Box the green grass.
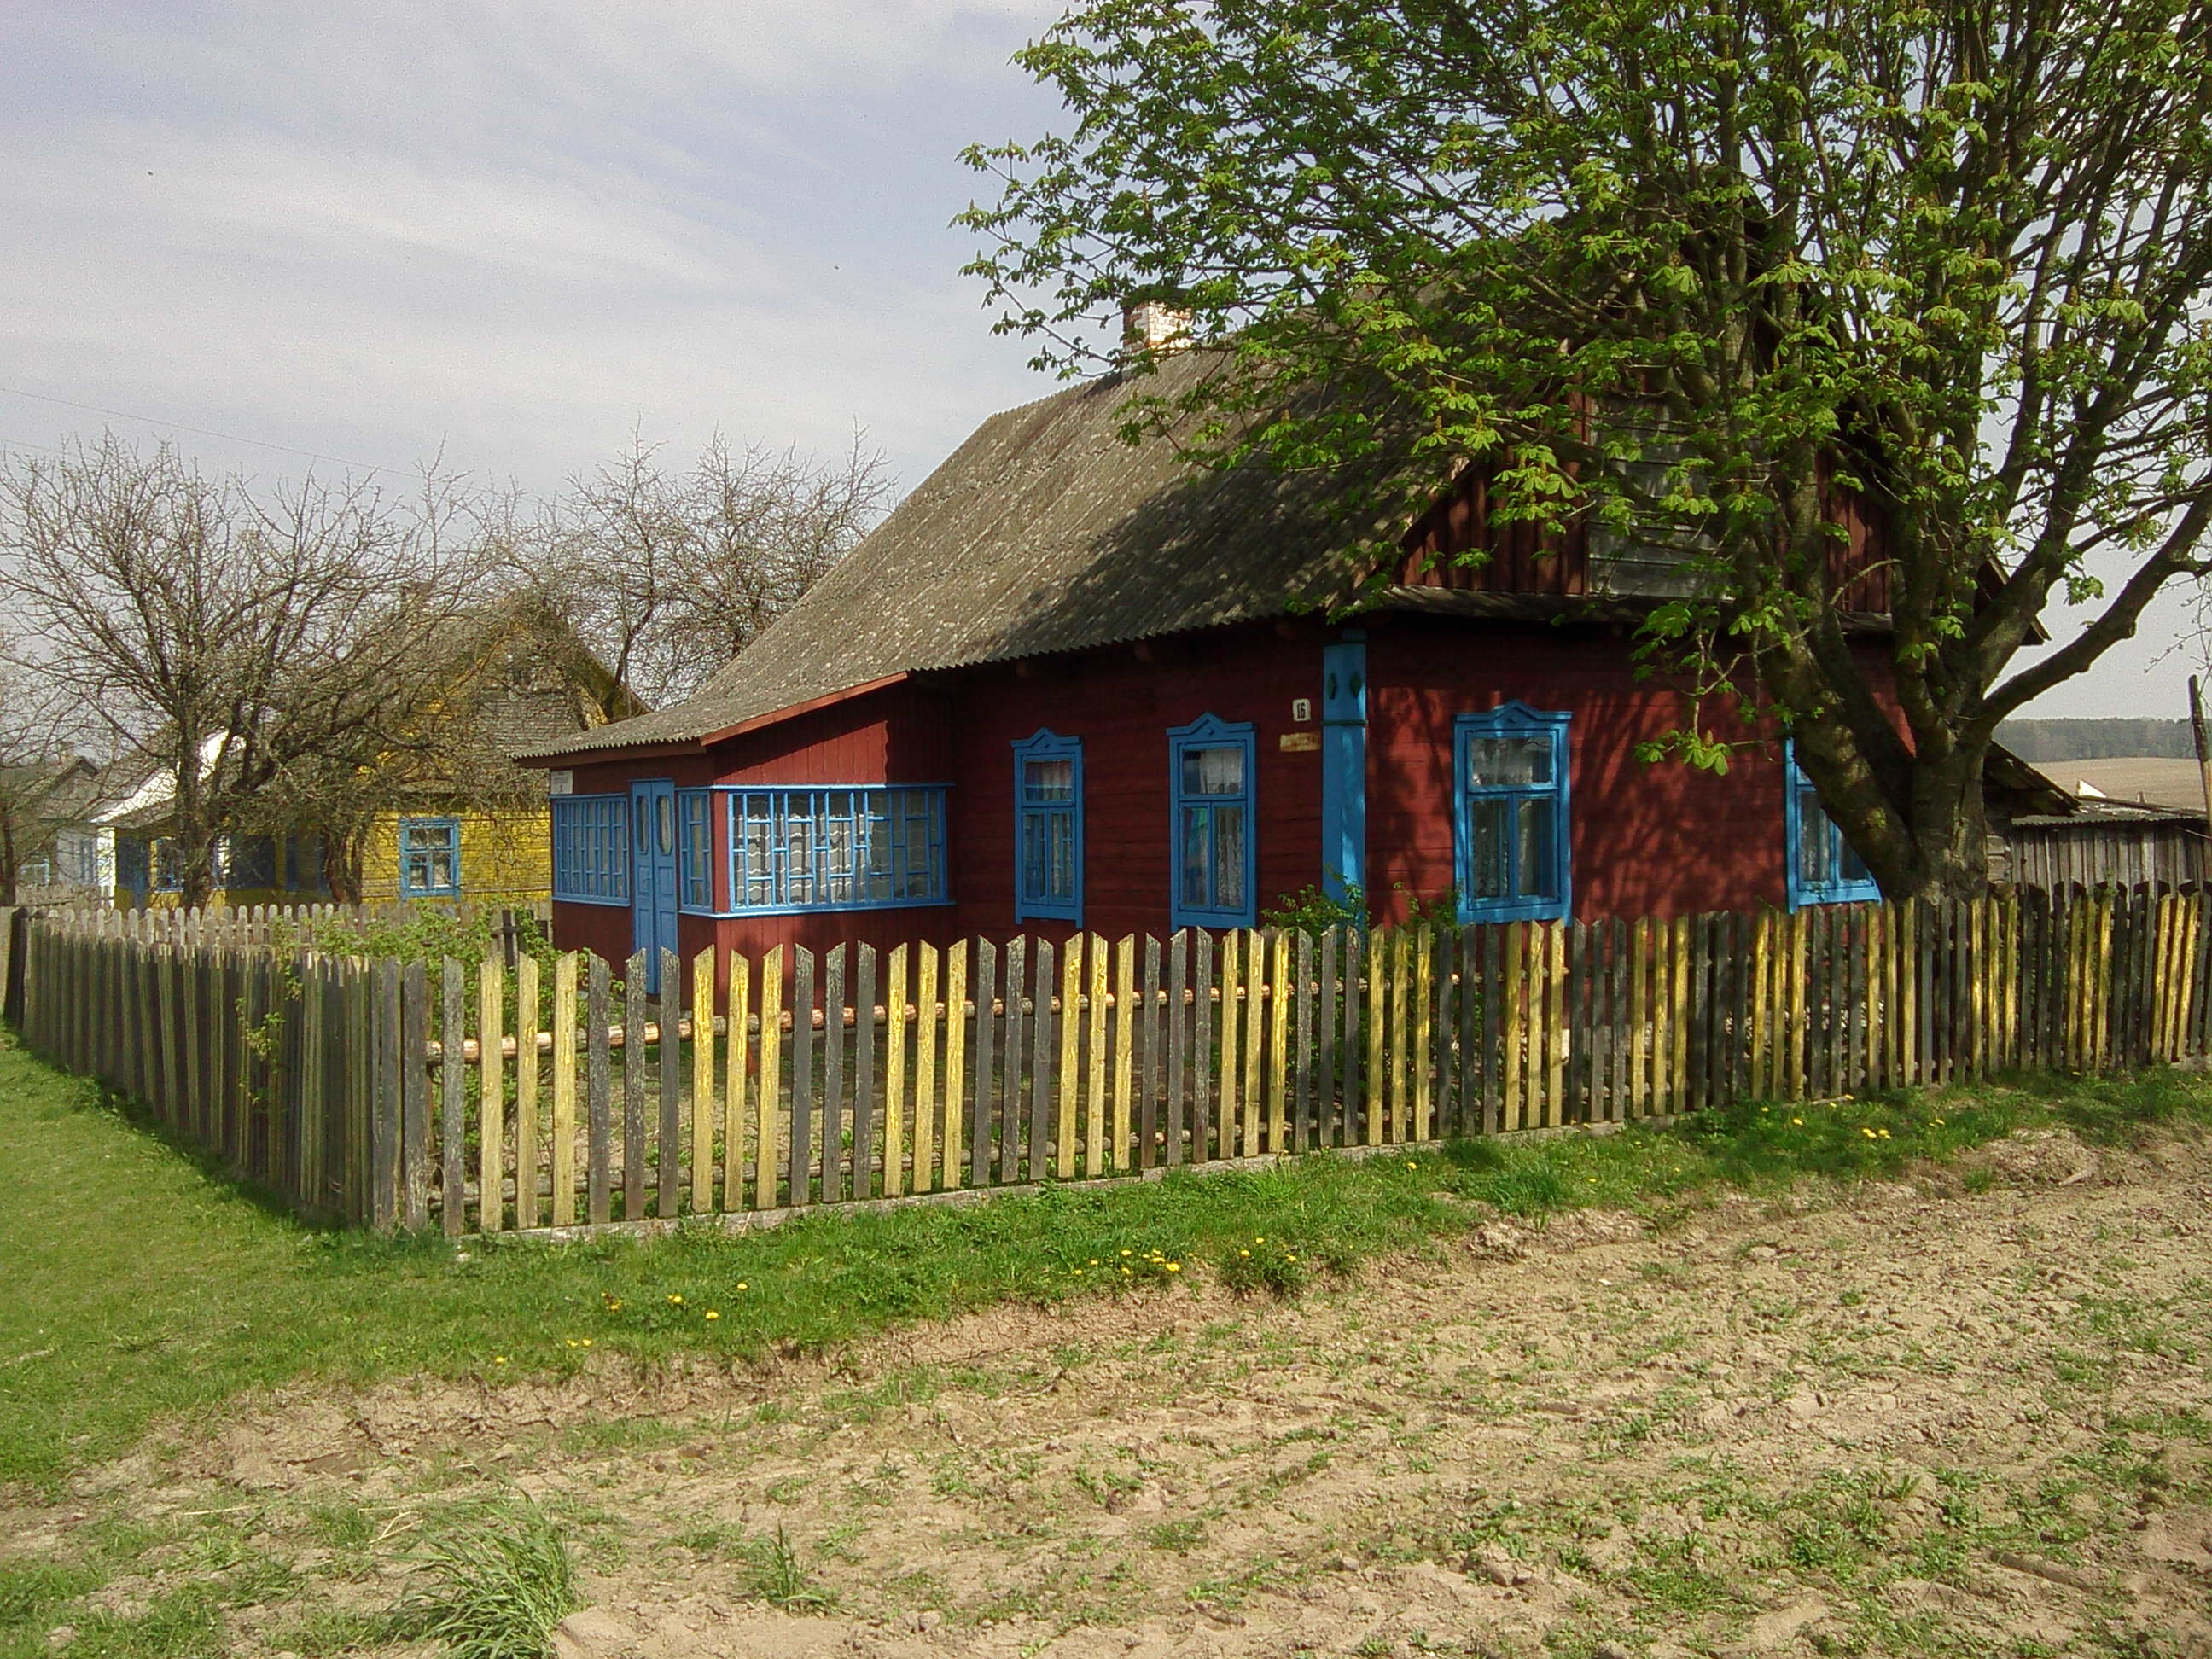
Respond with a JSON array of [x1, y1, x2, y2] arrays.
[[393, 1499, 578, 1659], [3, 1025, 2209, 1492]]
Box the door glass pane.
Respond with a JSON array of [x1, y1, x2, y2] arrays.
[[1516, 797, 1554, 897], [1024, 758, 1074, 802], [1214, 805, 1246, 909], [1182, 744, 1244, 796], [1465, 734, 1552, 789], [1838, 825, 1871, 884], [1181, 806, 1214, 908], [1466, 798, 1510, 898], [1796, 783, 1829, 887], [657, 794, 675, 856], [1046, 812, 1074, 899], [635, 796, 651, 850]]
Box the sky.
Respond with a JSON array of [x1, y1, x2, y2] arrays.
[[0, 1, 2199, 721]]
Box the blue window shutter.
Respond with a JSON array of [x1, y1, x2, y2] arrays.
[[1013, 729, 1083, 924], [1453, 702, 1573, 925], [1167, 713, 1258, 929]]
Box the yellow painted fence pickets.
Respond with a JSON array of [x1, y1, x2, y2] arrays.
[[15, 887, 2210, 1234]]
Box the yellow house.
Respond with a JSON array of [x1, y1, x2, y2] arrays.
[[109, 603, 643, 908]]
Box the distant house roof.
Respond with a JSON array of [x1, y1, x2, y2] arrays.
[[2030, 756, 2206, 816], [517, 350, 1431, 762]]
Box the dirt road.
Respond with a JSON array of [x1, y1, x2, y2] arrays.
[[15, 1125, 2212, 1657]]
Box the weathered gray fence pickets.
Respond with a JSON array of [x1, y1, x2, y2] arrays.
[[18, 885, 2211, 1234]]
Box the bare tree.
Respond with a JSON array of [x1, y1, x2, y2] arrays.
[[0, 657, 96, 904], [504, 430, 893, 707], [0, 435, 487, 906]]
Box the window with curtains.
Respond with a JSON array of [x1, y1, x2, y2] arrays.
[[397, 818, 462, 898], [1454, 702, 1572, 923], [550, 794, 630, 903], [727, 787, 947, 912], [1168, 713, 1256, 928], [1784, 741, 1882, 907], [1013, 729, 1082, 923]]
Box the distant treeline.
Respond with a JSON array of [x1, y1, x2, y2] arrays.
[[1995, 719, 2197, 761]]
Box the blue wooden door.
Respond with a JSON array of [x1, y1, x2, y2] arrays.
[[630, 779, 679, 993], [1320, 637, 1367, 905]]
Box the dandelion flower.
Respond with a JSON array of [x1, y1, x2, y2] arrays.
[[493, 1356, 507, 1365], [1239, 1249, 1251, 1258], [736, 1282, 748, 1291], [580, 1338, 593, 1348], [1073, 1269, 1085, 1277], [1121, 1249, 1132, 1256], [1166, 1262, 1181, 1272], [1931, 1117, 1944, 1126], [1089, 1258, 1099, 1266], [1791, 1117, 1803, 1126], [705, 1310, 719, 1321]]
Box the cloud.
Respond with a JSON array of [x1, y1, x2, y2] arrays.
[[0, 0, 1069, 492]]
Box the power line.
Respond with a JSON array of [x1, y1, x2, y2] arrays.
[[0, 383, 400, 475]]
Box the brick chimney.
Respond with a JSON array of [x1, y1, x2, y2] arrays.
[[1121, 300, 1193, 357]]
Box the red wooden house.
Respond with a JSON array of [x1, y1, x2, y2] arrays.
[[515, 351, 1908, 989]]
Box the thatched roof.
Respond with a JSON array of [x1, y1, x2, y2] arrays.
[[517, 351, 1423, 761]]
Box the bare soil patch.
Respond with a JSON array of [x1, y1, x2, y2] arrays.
[[12, 1127, 2212, 1658]]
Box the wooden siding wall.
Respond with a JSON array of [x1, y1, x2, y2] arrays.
[[1368, 619, 1798, 920], [28, 887, 2212, 1237], [1398, 460, 1893, 611], [2001, 822, 2211, 893]]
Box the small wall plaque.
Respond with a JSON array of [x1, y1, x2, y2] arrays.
[[1278, 731, 1320, 753]]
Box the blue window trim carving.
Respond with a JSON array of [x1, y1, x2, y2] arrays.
[[1012, 728, 1083, 925], [1783, 739, 1882, 909], [1168, 713, 1258, 929], [721, 784, 952, 917], [398, 816, 463, 899], [550, 794, 630, 905], [1453, 701, 1573, 925]]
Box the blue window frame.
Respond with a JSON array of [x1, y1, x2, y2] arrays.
[[550, 794, 630, 904], [726, 786, 949, 914], [678, 789, 714, 911], [1784, 742, 1881, 908], [1168, 714, 1257, 928], [283, 832, 327, 894], [224, 835, 277, 890], [152, 837, 183, 894], [398, 817, 462, 899], [1013, 729, 1082, 923], [116, 835, 148, 895], [1454, 702, 1572, 923]]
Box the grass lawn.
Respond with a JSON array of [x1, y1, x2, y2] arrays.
[[3, 1021, 2209, 1494]]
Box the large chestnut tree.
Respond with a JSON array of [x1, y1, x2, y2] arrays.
[[962, 0, 2212, 899]]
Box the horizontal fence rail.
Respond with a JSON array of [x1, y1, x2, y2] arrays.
[[18, 887, 2210, 1232]]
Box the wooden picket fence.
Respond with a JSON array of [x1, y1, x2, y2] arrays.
[[19, 884, 2212, 1233]]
